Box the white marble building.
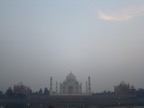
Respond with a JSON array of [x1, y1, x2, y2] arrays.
[[50, 72, 91, 95], [60, 72, 82, 94]]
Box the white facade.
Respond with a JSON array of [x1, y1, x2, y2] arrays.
[[60, 72, 82, 94], [50, 72, 92, 95]]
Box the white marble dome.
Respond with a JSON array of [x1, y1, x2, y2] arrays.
[[66, 72, 76, 81]]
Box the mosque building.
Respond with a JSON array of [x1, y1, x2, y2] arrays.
[[50, 72, 91, 95]]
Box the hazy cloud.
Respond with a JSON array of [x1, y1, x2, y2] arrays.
[[98, 5, 144, 21]]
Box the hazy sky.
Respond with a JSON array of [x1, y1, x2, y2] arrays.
[[0, 0, 144, 93]]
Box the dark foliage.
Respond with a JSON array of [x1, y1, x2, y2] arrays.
[[5, 87, 15, 97], [136, 88, 144, 97], [44, 87, 49, 95], [39, 88, 43, 94]]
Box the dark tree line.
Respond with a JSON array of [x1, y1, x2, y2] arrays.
[[0, 86, 50, 99], [38, 87, 49, 95], [31, 87, 50, 96], [1, 86, 144, 98], [137, 88, 144, 97], [5, 87, 15, 97]]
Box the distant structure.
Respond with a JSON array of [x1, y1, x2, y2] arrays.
[[14, 82, 32, 95], [60, 72, 82, 94], [86, 81, 88, 93], [88, 76, 91, 94], [56, 82, 58, 94], [50, 71, 91, 95], [50, 77, 53, 95], [114, 81, 136, 95]]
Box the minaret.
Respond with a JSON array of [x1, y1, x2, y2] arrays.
[[60, 83, 62, 94], [86, 81, 88, 93], [50, 77, 53, 94], [56, 82, 58, 94], [79, 82, 82, 93], [88, 76, 91, 94]]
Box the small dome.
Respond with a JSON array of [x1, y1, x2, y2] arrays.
[[120, 81, 127, 86], [66, 72, 76, 81]]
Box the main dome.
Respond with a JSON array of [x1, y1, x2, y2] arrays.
[[66, 72, 76, 81]]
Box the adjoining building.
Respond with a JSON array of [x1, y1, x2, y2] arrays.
[[14, 82, 32, 95], [114, 81, 136, 95], [50, 72, 92, 95]]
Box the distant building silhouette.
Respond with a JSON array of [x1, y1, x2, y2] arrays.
[[114, 81, 136, 95], [14, 82, 32, 95]]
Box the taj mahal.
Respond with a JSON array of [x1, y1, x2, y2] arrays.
[[49, 72, 92, 95]]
